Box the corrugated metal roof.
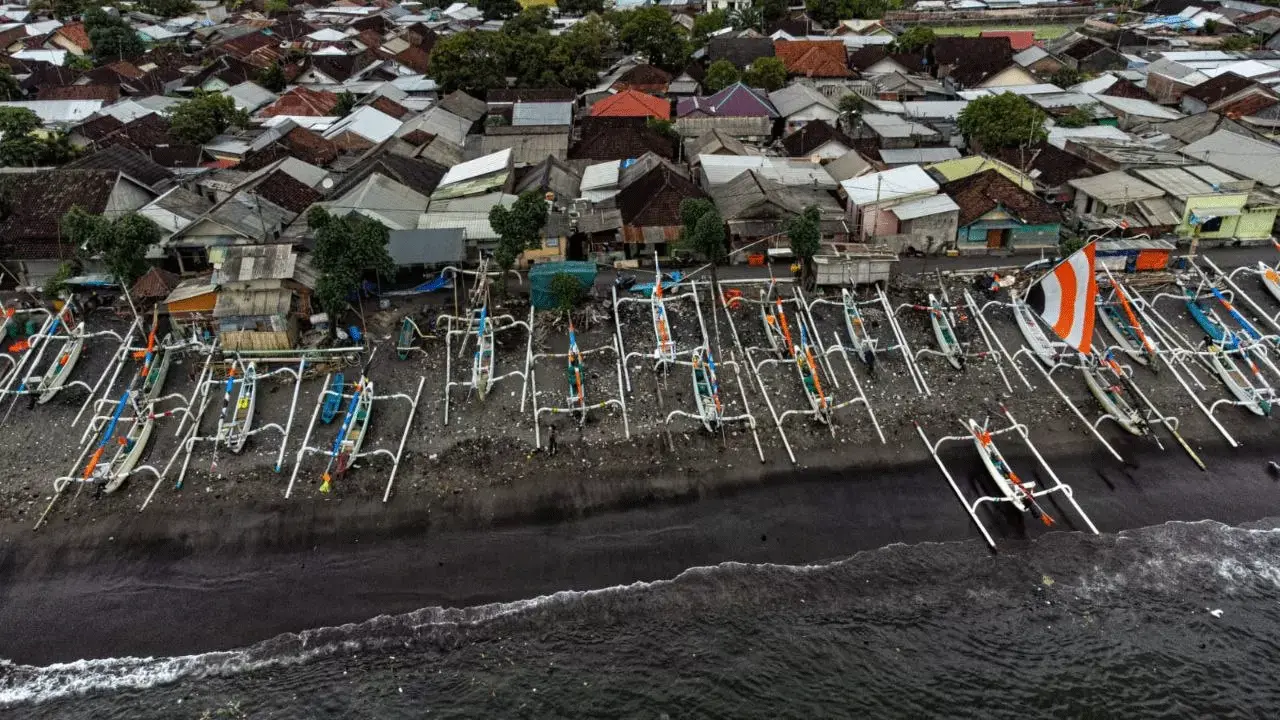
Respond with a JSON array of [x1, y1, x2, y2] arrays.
[[1181, 129, 1280, 186], [0, 99, 102, 125], [323, 106, 402, 143], [387, 228, 466, 266], [417, 211, 500, 240], [768, 84, 836, 118], [439, 148, 512, 187], [513, 101, 573, 127], [1090, 94, 1183, 120], [841, 165, 939, 206], [697, 155, 834, 187], [879, 148, 961, 165], [861, 113, 938, 139], [891, 193, 960, 220], [580, 161, 620, 192], [1068, 170, 1164, 203]]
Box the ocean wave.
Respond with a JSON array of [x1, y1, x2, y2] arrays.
[[4, 518, 1280, 708]]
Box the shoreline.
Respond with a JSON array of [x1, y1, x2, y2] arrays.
[[4, 424, 1280, 666]]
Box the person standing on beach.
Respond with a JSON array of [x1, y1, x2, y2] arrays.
[[547, 425, 557, 456]]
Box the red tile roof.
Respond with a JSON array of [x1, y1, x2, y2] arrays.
[[369, 95, 410, 119], [105, 60, 146, 80], [37, 84, 120, 101], [980, 30, 1036, 51], [392, 45, 431, 74], [773, 40, 851, 78], [54, 22, 91, 51], [254, 169, 321, 214], [220, 31, 277, 59], [261, 86, 340, 117], [590, 89, 671, 120]]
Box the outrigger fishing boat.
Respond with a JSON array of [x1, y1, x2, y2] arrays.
[[1206, 340, 1272, 417], [336, 378, 373, 473], [100, 394, 156, 493], [1097, 302, 1151, 368], [1013, 295, 1062, 368], [840, 289, 874, 366], [968, 419, 1052, 524], [222, 361, 257, 454], [397, 316, 417, 360], [321, 373, 345, 424], [35, 310, 84, 405], [928, 293, 963, 370], [761, 293, 794, 358], [1259, 261, 1280, 305], [650, 258, 676, 363], [1081, 354, 1147, 436], [566, 320, 586, 420], [691, 346, 723, 432], [138, 334, 174, 403], [794, 325, 831, 424], [472, 308, 494, 399], [1185, 291, 1236, 348]]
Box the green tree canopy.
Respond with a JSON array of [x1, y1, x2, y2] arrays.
[[85, 9, 145, 64], [730, 5, 764, 31], [703, 59, 740, 93], [556, 0, 604, 15], [490, 190, 549, 282], [0, 66, 21, 101], [478, 0, 520, 20], [744, 56, 787, 91], [334, 91, 357, 117], [62, 208, 162, 286], [892, 26, 934, 53], [0, 107, 77, 167], [257, 61, 286, 92], [757, 0, 789, 22], [1056, 105, 1095, 128], [549, 272, 585, 311], [503, 6, 554, 35], [307, 207, 395, 317], [956, 92, 1047, 150], [805, 0, 902, 27], [137, 0, 195, 17], [265, 0, 290, 12], [429, 31, 508, 96], [692, 9, 729, 41], [611, 6, 690, 71], [786, 206, 822, 288], [1050, 67, 1082, 88], [431, 15, 615, 95], [168, 91, 250, 145], [678, 198, 726, 284]]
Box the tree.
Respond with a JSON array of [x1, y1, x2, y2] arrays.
[[611, 6, 690, 71], [956, 92, 1047, 150], [334, 91, 357, 117], [1056, 105, 1094, 129], [758, 0, 789, 23], [786, 206, 822, 288], [805, 0, 902, 27], [678, 198, 726, 288], [307, 207, 395, 318], [730, 5, 764, 31], [1220, 35, 1256, 51], [168, 91, 249, 144], [257, 61, 286, 92], [489, 190, 549, 288], [85, 9, 145, 64], [548, 15, 613, 89], [646, 117, 679, 143], [264, 0, 290, 11], [892, 26, 934, 53], [478, 0, 520, 20], [0, 66, 20, 101], [744, 56, 787, 91], [556, 0, 605, 15], [429, 31, 508, 96], [549, 273, 584, 311], [62, 208, 162, 286], [504, 6, 554, 35], [138, 0, 195, 17], [0, 107, 77, 167], [703, 59, 740, 92], [1050, 67, 1082, 88], [692, 9, 728, 41]]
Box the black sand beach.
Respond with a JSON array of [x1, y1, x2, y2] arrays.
[[3, 247, 1280, 668]]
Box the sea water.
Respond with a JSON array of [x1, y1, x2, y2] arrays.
[[5, 519, 1280, 718]]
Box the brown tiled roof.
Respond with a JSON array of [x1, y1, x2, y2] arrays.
[[309, 53, 375, 82], [148, 145, 206, 168], [254, 169, 321, 214], [71, 114, 125, 142], [269, 14, 317, 41], [284, 126, 341, 166], [369, 95, 410, 119], [68, 144, 173, 189], [932, 37, 1013, 88], [708, 37, 775, 69], [993, 141, 1090, 189], [616, 162, 707, 227], [105, 60, 146, 80], [20, 64, 80, 92], [941, 169, 1062, 227], [438, 90, 487, 121], [613, 64, 672, 92], [781, 120, 854, 156], [130, 266, 180, 300], [0, 25, 26, 51], [487, 88, 575, 104], [236, 143, 292, 173], [1060, 38, 1108, 62], [37, 84, 120, 101], [848, 46, 920, 72], [390, 46, 429, 75], [570, 118, 676, 161], [104, 113, 176, 150], [261, 86, 340, 117], [355, 29, 382, 50], [1184, 72, 1254, 104], [54, 22, 91, 51], [351, 14, 391, 33], [219, 31, 277, 59], [1102, 78, 1154, 102], [0, 170, 121, 259], [773, 40, 851, 78], [1218, 91, 1279, 119]]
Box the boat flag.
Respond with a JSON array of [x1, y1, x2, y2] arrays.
[[1026, 241, 1098, 354]]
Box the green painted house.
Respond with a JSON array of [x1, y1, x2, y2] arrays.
[[941, 169, 1062, 251], [1133, 166, 1280, 241]]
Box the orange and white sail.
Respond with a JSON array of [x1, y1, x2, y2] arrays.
[[1026, 241, 1098, 354]]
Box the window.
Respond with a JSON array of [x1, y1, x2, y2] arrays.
[[1201, 216, 1223, 233]]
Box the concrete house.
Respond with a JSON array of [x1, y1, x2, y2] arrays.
[[942, 169, 1062, 252]]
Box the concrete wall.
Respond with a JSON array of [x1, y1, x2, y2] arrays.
[[958, 220, 1058, 248], [898, 210, 959, 248], [1237, 207, 1278, 240], [1178, 193, 1249, 240]]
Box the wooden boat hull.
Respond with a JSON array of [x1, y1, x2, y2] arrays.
[[228, 363, 257, 454], [473, 333, 494, 399], [140, 339, 174, 404], [103, 415, 155, 494], [1185, 296, 1231, 346], [1208, 346, 1270, 417], [841, 291, 872, 364], [397, 317, 415, 360], [692, 350, 720, 433], [338, 381, 373, 469], [1013, 299, 1058, 368], [1082, 363, 1144, 435], [1259, 262, 1280, 305], [1097, 303, 1148, 366], [968, 420, 1025, 511], [36, 335, 84, 405], [928, 293, 963, 370]]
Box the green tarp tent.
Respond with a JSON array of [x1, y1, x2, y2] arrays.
[[529, 261, 597, 310]]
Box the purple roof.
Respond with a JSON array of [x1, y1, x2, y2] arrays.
[[676, 82, 779, 119]]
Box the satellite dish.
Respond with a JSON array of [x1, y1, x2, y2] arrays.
[[322, 177, 334, 189]]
